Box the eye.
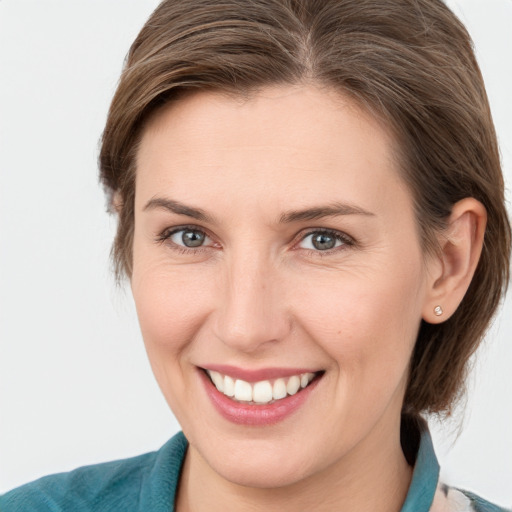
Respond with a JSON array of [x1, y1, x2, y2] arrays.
[[165, 227, 213, 248], [298, 230, 351, 251]]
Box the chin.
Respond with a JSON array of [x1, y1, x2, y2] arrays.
[[194, 433, 323, 490], [215, 456, 312, 489]]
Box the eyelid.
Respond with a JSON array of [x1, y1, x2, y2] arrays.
[[155, 224, 356, 255], [156, 224, 217, 249], [294, 228, 355, 252]]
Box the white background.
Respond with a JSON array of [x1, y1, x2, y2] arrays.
[[0, 0, 511, 507]]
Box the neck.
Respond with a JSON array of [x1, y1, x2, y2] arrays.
[[176, 415, 413, 512]]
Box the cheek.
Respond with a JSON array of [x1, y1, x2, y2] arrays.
[[130, 263, 219, 420], [131, 255, 216, 361], [292, 264, 424, 378]]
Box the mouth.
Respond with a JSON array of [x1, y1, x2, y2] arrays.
[[198, 365, 324, 425], [204, 368, 321, 405]]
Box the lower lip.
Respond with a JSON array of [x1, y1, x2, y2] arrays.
[[199, 369, 321, 426]]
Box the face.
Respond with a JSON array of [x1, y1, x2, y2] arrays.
[[131, 85, 433, 488]]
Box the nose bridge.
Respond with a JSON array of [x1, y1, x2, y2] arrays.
[[214, 248, 289, 352]]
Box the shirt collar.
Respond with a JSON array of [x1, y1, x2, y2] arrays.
[[153, 423, 440, 512], [400, 421, 440, 512]]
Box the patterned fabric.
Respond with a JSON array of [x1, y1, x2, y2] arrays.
[[431, 483, 511, 512], [431, 483, 475, 512]]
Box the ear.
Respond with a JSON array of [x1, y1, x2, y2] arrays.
[[111, 191, 124, 214], [422, 198, 487, 324]]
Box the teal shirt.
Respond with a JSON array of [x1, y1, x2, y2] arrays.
[[0, 428, 508, 511]]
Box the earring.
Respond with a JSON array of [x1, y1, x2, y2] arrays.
[[434, 305, 443, 316]]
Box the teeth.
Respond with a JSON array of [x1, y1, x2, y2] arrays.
[[253, 381, 273, 403], [301, 373, 314, 388], [234, 379, 253, 401], [272, 378, 287, 400], [286, 375, 301, 396], [209, 371, 224, 392], [224, 375, 235, 397], [207, 370, 317, 405]]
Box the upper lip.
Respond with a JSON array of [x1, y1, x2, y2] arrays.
[[200, 364, 320, 382]]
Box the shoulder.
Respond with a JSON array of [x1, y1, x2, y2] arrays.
[[460, 488, 511, 512], [0, 452, 155, 512], [402, 418, 509, 512], [432, 483, 511, 512], [0, 432, 188, 512]]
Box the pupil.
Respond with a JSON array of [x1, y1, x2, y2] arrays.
[[312, 233, 335, 250], [182, 230, 205, 247]]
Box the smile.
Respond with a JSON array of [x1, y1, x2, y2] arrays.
[[205, 369, 317, 405], [199, 365, 324, 425]]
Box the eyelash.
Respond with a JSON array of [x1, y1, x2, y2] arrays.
[[156, 225, 215, 255], [156, 225, 355, 256], [297, 229, 355, 256]]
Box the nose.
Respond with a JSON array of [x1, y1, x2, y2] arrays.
[[212, 252, 291, 353]]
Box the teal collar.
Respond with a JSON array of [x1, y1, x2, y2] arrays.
[[155, 426, 439, 512], [400, 423, 440, 512]]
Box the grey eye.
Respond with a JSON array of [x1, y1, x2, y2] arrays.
[[299, 231, 344, 251], [312, 233, 336, 250], [170, 229, 208, 248]]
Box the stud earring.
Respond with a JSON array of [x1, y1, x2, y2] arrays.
[[434, 305, 443, 316]]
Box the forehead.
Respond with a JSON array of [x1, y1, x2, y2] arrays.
[[135, 85, 407, 215]]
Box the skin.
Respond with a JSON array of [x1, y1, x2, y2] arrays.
[[130, 85, 486, 512]]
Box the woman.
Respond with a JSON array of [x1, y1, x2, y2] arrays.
[[1, 0, 510, 510]]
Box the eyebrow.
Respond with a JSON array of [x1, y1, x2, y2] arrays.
[[143, 197, 215, 223], [279, 202, 375, 223], [143, 197, 374, 224]]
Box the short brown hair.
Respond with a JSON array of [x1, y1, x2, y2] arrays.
[[99, 0, 511, 417]]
